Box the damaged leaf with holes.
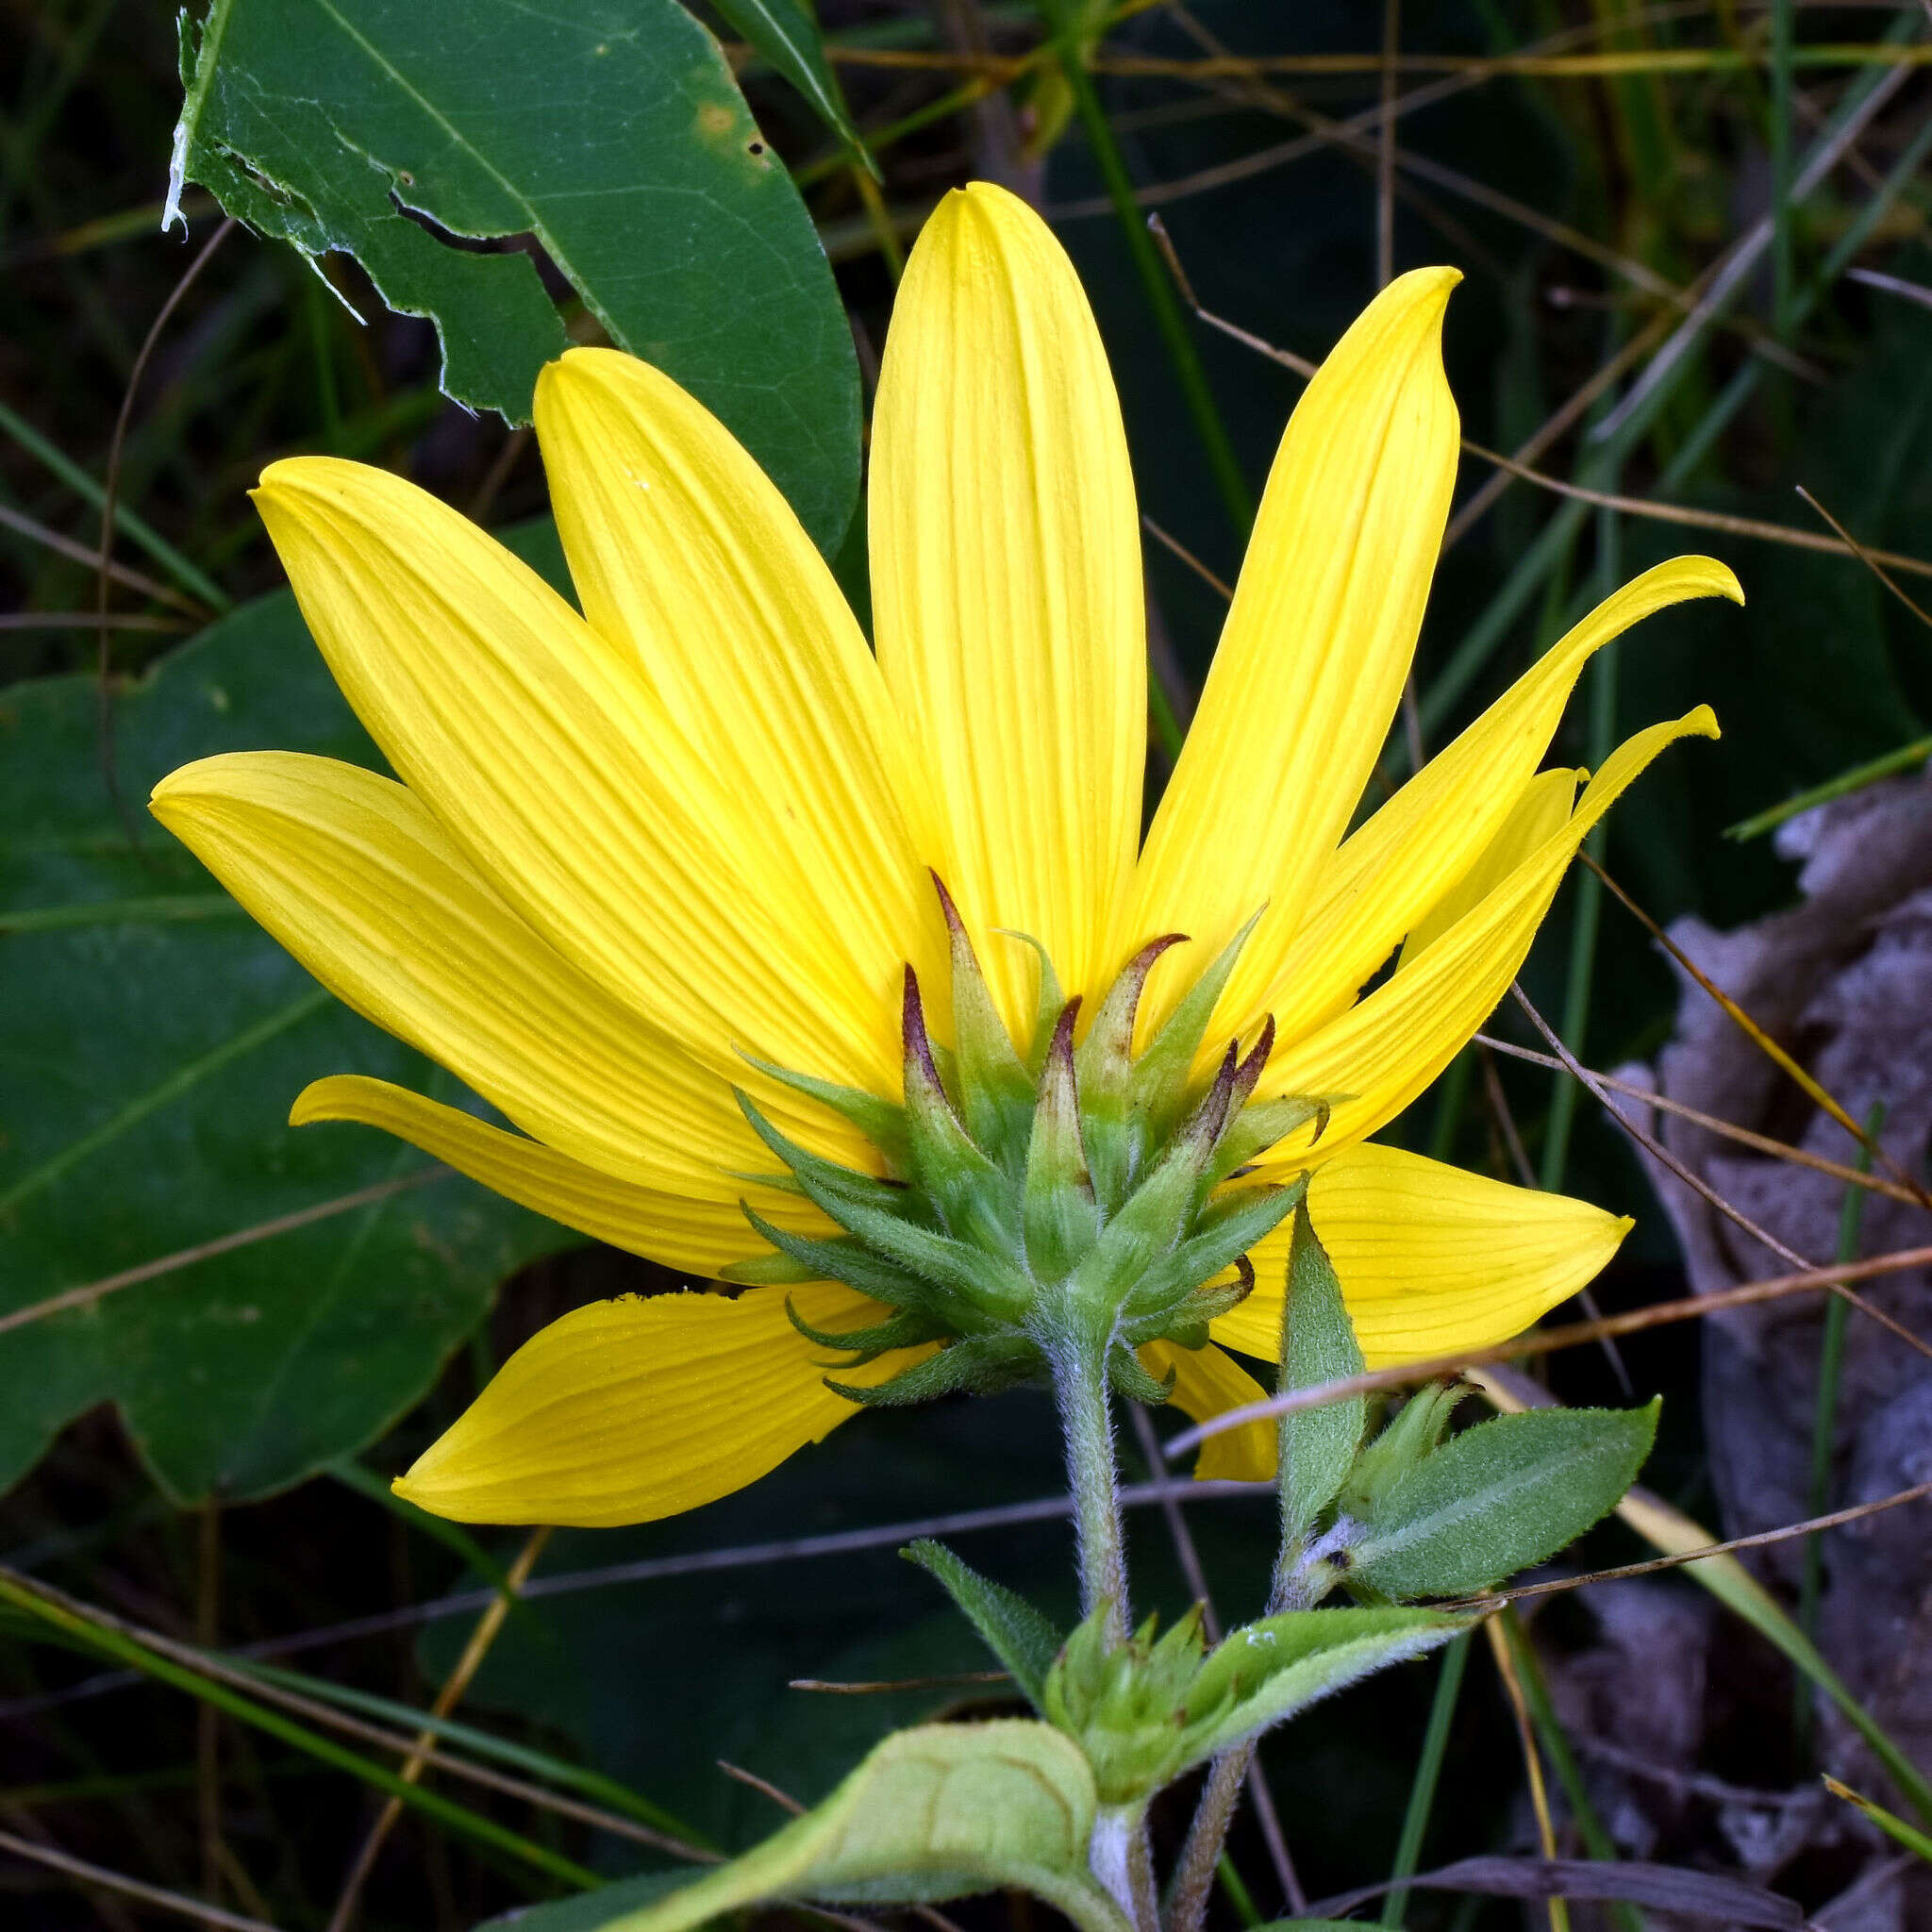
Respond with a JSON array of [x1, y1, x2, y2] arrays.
[[172, 0, 861, 552]]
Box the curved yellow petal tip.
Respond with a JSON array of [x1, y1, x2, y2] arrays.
[[1685, 701, 1723, 741]]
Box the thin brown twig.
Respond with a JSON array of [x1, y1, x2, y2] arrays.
[[1484, 1616, 1567, 1932], [0, 503, 205, 614], [787, 1673, 1010, 1694], [1141, 510, 1233, 599], [1508, 981, 1932, 1362], [1795, 483, 1932, 627], [1147, 225, 1907, 575], [325, 1527, 554, 1932], [718, 1763, 969, 1932], [95, 215, 237, 856], [1464, 1479, 1932, 1610], [1576, 853, 1931, 1204], [1162, 1241, 1932, 1455], [1474, 1032, 1931, 1208], [0, 1171, 446, 1341], [197, 1505, 225, 1908], [0, 1561, 715, 1864], [0, 1826, 283, 1932]]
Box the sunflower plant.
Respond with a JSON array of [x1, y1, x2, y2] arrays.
[[153, 184, 1737, 1931]]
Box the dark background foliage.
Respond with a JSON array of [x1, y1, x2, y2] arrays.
[[3, 2, 1930, 1927]]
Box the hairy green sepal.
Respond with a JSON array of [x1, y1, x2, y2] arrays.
[[1041, 1597, 1470, 1806], [725, 878, 1336, 1406]]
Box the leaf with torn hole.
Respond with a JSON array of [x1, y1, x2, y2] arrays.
[[712, 0, 872, 167], [171, 0, 859, 554]]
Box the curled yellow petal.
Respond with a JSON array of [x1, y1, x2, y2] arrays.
[[1262, 554, 1741, 1041], [872, 182, 1143, 1025], [294, 1075, 815, 1277], [1252, 706, 1721, 1158], [394, 1283, 924, 1527], [1212, 1145, 1630, 1370], [151, 750, 863, 1197], [1141, 1340, 1277, 1482], [1124, 267, 1461, 1037]]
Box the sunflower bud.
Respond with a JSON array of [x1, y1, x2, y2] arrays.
[[724, 878, 1336, 1405]]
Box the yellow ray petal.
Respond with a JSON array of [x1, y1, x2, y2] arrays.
[[1398, 767, 1578, 969], [1141, 1340, 1277, 1482], [1212, 1146, 1630, 1369], [293, 1075, 827, 1277], [1123, 268, 1461, 1036], [1250, 707, 1720, 1158], [394, 1282, 924, 1527], [1260, 556, 1742, 1043], [871, 182, 1143, 1024], [152, 751, 869, 1199], [251, 457, 904, 1095], [534, 347, 941, 997]]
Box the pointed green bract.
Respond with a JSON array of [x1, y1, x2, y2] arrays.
[[903, 1539, 1066, 1709], [737, 880, 1316, 1412], [1278, 1213, 1369, 1544]]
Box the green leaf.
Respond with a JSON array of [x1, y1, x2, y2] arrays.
[[172, 0, 859, 553], [1348, 1402, 1660, 1602], [585, 1721, 1129, 1932], [0, 529, 576, 1504], [1183, 1606, 1470, 1766], [903, 1540, 1064, 1710], [710, 0, 871, 166], [476, 1873, 693, 1932], [1277, 1213, 1366, 1541]]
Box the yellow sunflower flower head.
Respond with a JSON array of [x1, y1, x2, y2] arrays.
[[149, 182, 1740, 1531]]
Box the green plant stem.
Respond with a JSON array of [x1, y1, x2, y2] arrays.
[[1048, 1327, 1129, 1643], [0, 1567, 596, 1894], [1796, 1101, 1886, 1758], [1041, 0, 1253, 539], [1379, 1628, 1469, 1928], [1216, 1848, 1261, 1926], [1168, 1746, 1250, 1932], [1727, 737, 1932, 841]]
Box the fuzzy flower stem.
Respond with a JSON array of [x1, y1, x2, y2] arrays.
[[1046, 1322, 1129, 1647]]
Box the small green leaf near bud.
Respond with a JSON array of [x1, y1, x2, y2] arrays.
[[1346, 1400, 1661, 1602], [1278, 1214, 1367, 1543], [903, 1539, 1065, 1710]]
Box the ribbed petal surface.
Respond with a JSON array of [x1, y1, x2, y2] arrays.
[[1212, 1147, 1630, 1370], [294, 1076, 824, 1276], [871, 182, 1143, 1025], [152, 752, 865, 1201], [1141, 1340, 1277, 1481], [394, 1284, 925, 1527], [1259, 556, 1741, 1044], [536, 346, 943, 1012], [1248, 707, 1720, 1158], [251, 458, 902, 1095], [1123, 268, 1460, 1038]]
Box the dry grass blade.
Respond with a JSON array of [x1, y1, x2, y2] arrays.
[[1847, 264, 1932, 310], [1508, 981, 1932, 1362], [0, 1170, 447, 1340], [1, 610, 189, 631], [1160, 1242, 1932, 1455], [1575, 853, 1928, 1202], [1483, 1617, 1567, 1932], [1474, 1033, 1930, 1208], [0, 1825, 284, 1932], [786, 1673, 1011, 1694], [324, 1526, 553, 1932]]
